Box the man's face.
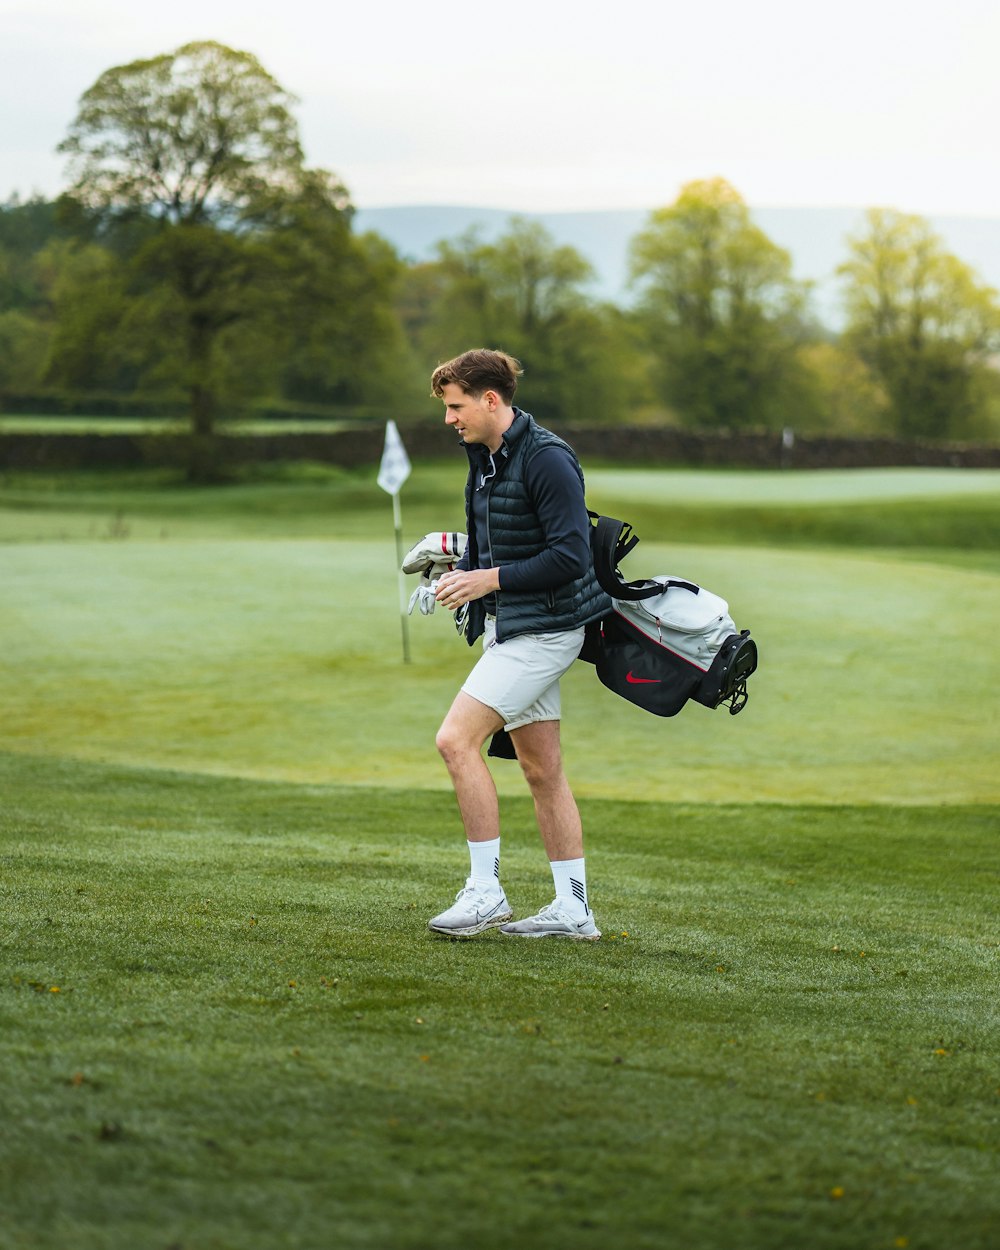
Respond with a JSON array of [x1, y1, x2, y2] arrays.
[[440, 382, 500, 449]]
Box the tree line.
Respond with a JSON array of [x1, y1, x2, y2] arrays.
[[2, 40, 999, 450]]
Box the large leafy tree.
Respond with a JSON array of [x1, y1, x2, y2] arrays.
[[629, 178, 813, 429], [55, 41, 396, 460], [838, 208, 1000, 438]]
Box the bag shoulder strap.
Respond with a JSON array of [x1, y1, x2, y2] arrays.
[[589, 511, 700, 602]]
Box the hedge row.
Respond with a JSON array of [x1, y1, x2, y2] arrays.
[[2, 426, 999, 471]]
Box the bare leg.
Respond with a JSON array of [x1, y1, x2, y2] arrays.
[[509, 720, 584, 861], [435, 692, 505, 842], [499, 717, 600, 937]]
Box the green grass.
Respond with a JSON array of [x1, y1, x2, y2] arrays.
[[1, 464, 998, 1248], [586, 466, 1000, 504], [584, 468, 1000, 557], [2, 528, 998, 804], [3, 461, 999, 554], [2, 752, 997, 1250]]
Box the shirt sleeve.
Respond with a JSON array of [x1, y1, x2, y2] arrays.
[[497, 446, 593, 592]]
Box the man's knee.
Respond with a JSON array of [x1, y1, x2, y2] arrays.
[[435, 718, 488, 769], [513, 726, 563, 791], [436, 693, 504, 768], [435, 723, 464, 768], [520, 756, 564, 794]]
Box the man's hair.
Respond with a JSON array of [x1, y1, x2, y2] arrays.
[[430, 349, 523, 404]]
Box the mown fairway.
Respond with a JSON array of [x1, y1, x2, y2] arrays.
[[1, 462, 998, 1250]]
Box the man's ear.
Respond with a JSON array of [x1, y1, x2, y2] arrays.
[[483, 389, 498, 410]]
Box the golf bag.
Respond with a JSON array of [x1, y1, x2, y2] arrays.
[[587, 513, 758, 717]]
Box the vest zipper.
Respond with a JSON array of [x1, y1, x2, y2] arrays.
[[484, 474, 501, 642]]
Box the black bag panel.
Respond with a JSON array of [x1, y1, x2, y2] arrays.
[[577, 618, 603, 666], [594, 616, 704, 717], [487, 728, 518, 759], [695, 630, 758, 714]]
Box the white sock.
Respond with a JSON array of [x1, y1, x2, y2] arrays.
[[468, 838, 501, 892], [550, 857, 589, 918]]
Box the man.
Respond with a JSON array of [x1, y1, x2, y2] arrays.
[[427, 348, 611, 941]]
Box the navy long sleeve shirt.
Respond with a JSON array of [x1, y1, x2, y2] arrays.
[[462, 443, 592, 592]]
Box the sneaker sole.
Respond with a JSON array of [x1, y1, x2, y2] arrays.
[[427, 910, 513, 938], [501, 927, 601, 942]]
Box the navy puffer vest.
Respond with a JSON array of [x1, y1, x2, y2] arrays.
[[462, 411, 611, 644]]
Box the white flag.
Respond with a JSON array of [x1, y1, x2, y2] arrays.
[[377, 420, 411, 495]]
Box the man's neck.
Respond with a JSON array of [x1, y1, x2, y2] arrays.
[[486, 406, 517, 453]]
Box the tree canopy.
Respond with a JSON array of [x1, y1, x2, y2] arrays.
[[57, 41, 305, 226], [629, 178, 814, 429], [400, 217, 640, 424], [839, 208, 1000, 437]]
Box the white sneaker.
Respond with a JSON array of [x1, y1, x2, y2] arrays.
[[500, 900, 601, 941], [427, 880, 513, 937]]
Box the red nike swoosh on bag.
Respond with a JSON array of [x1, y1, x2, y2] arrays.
[[625, 671, 661, 684]]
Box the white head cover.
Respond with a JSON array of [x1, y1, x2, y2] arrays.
[[401, 531, 469, 616], [401, 531, 467, 580]]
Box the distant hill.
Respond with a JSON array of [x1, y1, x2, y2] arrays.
[[354, 204, 1000, 329]]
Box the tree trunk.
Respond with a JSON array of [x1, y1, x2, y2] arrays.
[[185, 320, 222, 481], [189, 381, 215, 438]]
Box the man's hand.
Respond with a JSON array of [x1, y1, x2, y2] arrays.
[[435, 568, 500, 612]]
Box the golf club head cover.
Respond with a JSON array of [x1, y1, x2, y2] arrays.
[[401, 531, 467, 578]]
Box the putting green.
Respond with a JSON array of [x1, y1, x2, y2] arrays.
[[586, 466, 1000, 505], [2, 535, 997, 804]]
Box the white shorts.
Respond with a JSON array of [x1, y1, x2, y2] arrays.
[[461, 618, 585, 732]]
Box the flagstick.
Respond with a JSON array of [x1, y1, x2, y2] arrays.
[[377, 419, 412, 665], [392, 490, 412, 664]]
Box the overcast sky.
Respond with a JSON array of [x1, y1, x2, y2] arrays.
[[3, 0, 999, 217]]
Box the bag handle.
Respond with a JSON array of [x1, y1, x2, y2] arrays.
[[588, 511, 700, 602]]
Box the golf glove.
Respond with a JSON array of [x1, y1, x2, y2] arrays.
[[408, 578, 440, 616]]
